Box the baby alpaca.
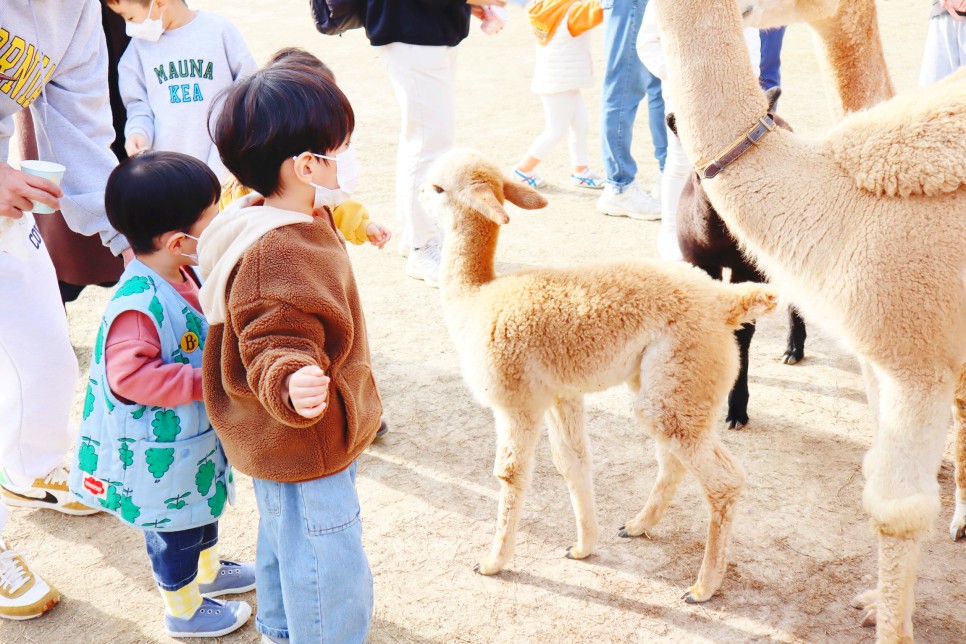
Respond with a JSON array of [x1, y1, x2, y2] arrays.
[[423, 149, 778, 602]]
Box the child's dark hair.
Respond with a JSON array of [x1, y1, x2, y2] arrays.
[[212, 64, 354, 197], [105, 151, 220, 254], [267, 47, 336, 83]]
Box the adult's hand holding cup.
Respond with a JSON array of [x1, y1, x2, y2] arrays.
[[19, 160, 65, 215]]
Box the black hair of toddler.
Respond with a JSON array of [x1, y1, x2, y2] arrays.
[[105, 151, 220, 255], [211, 64, 354, 197]]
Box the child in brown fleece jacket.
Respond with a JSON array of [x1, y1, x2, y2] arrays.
[[197, 64, 382, 643]]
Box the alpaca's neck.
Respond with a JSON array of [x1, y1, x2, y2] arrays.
[[655, 0, 768, 166], [811, 0, 895, 118], [441, 218, 500, 290]]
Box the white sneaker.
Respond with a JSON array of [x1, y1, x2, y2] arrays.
[[596, 181, 661, 221], [405, 242, 441, 288], [0, 466, 99, 516], [0, 541, 60, 620]]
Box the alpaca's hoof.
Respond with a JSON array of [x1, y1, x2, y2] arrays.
[[851, 587, 878, 627], [565, 544, 593, 560], [473, 561, 502, 576], [861, 607, 877, 628], [726, 419, 747, 431], [617, 525, 650, 539], [682, 583, 711, 604], [949, 501, 966, 540], [782, 351, 804, 365]]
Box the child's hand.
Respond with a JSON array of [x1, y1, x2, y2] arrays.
[[285, 365, 330, 419], [366, 222, 392, 249], [125, 133, 149, 157]]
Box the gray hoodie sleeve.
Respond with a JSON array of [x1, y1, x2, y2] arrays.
[[224, 21, 257, 81], [31, 0, 127, 254], [119, 46, 155, 147]]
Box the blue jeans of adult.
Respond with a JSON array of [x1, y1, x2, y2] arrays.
[[253, 461, 373, 643], [601, 0, 666, 192], [759, 27, 786, 91]]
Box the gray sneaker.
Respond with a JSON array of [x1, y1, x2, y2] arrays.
[[198, 560, 255, 598], [596, 181, 661, 220], [164, 597, 251, 638]]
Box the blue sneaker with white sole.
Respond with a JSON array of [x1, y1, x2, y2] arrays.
[[164, 597, 251, 638], [198, 560, 256, 598]]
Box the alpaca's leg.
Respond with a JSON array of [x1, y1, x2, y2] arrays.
[[783, 307, 807, 364], [950, 367, 966, 540], [545, 396, 598, 560], [476, 408, 543, 576], [860, 375, 952, 641], [673, 434, 746, 603], [619, 439, 686, 538], [726, 322, 755, 430]]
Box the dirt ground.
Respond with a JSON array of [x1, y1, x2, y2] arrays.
[[4, 1, 964, 642]]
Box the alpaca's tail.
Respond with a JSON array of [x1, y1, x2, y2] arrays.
[[722, 283, 779, 327]]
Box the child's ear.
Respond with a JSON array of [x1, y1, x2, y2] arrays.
[[161, 231, 186, 255], [291, 153, 316, 186]]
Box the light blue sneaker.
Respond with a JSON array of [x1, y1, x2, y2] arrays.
[[164, 597, 251, 638], [198, 560, 256, 598]]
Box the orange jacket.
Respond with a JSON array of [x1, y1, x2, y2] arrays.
[[527, 0, 603, 46]]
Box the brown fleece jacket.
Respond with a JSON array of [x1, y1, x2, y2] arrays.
[[202, 211, 382, 482]]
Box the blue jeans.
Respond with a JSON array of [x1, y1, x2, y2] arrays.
[[143, 522, 218, 591], [759, 27, 786, 91], [601, 0, 666, 190], [253, 461, 373, 643]]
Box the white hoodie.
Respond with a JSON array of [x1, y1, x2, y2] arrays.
[[0, 0, 125, 253], [198, 194, 313, 325]]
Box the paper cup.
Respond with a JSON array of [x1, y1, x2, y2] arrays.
[[20, 160, 66, 215]]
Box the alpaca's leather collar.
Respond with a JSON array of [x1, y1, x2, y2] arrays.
[[698, 114, 776, 180]]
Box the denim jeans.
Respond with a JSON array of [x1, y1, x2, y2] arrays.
[[253, 461, 373, 643], [600, 0, 666, 190], [143, 522, 218, 591], [759, 27, 786, 92]]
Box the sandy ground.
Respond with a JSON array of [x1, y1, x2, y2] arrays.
[[4, 1, 964, 642]]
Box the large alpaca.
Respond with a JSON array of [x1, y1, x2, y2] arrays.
[[653, 0, 966, 641]]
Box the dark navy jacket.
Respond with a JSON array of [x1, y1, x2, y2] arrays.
[[365, 0, 471, 47]]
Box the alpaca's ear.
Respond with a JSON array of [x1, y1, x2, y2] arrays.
[[764, 86, 782, 112], [503, 179, 548, 211], [666, 113, 677, 136], [460, 184, 510, 224]]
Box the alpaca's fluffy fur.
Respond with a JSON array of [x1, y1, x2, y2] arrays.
[[829, 67, 966, 198], [656, 0, 966, 639], [423, 149, 778, 603]]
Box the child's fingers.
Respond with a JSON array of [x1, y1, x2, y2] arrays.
[[290, 384, 328, 399], [296, 402, 327, 419], [294, 393, 328, 409]]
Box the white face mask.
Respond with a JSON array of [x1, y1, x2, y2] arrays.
[[295, 146, 360, 209], [126, 0, 165, 42], [180, 233, 200, 264]]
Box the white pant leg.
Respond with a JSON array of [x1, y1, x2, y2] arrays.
[[657, 128, 691, 261], [920, 15, 966, 86], [567, 93, 590, 169], [377, 43, 458, 251], [0, 222, 78, 497], [526, 91, 580, 161]]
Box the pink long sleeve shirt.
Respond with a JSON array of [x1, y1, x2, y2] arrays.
[[104, 269, 204, 407]]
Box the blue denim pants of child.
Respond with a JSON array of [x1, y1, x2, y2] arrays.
[[601, 0, 667, 189], [143, 522, 218, 590], [253, 461, 373, 643]]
